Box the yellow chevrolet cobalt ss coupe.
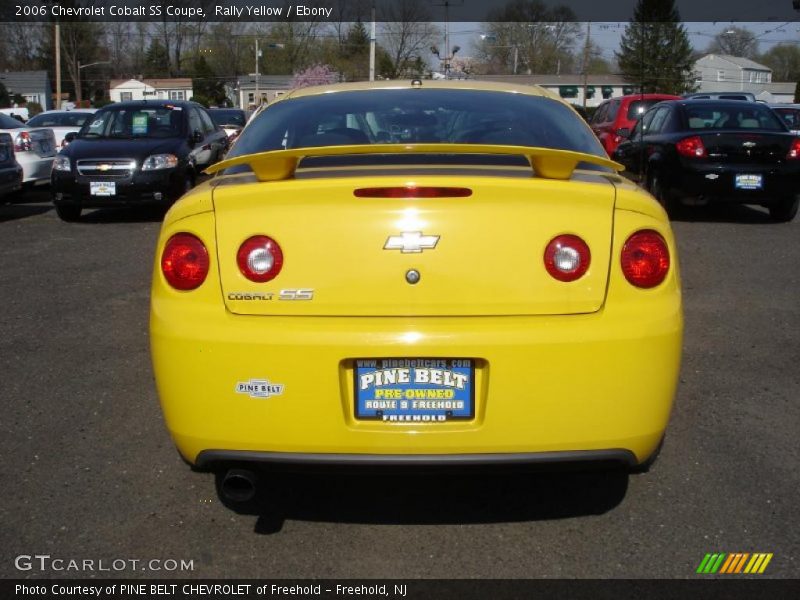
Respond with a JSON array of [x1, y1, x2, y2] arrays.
[[150, 81, 682, 502]]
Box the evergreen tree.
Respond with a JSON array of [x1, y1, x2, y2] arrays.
[[616, 0, 695, 94], [191, 56, 227, 107]]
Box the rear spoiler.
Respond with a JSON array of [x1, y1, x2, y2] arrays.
[[204, 143, 623, 182]]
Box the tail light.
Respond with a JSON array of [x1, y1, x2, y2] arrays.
[[544, 234, 591, 282], [161, 233, 209, 290], [14, 132, 32, 152], [237, 236, 283, 282], [787, 138, 800, 159], [676, 136, 707, 158], [621, 230, 670, 289], [354, 187, 472, 198]]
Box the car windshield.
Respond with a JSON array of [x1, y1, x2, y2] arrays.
[[685, 105, 786, 131], [209, 110, 246, 127], [79, 107, 184, 139], [627, 100, 663, 121], [228, 89, 605, 161], [28, 112, 93, 128], [0, 113, 25, 129]]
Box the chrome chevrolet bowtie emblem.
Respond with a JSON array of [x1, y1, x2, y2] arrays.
[[384, 231, 440, 253]]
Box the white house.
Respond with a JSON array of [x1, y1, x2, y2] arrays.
[[109, 79, 194, 103], [694, 55, 772, 92], [475, 74, 640, 108]]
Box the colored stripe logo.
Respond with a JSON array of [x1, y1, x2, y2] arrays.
[[696, 553, 773, 574]]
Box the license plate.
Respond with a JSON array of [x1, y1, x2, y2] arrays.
[[735, 174, 762, 190], [90, 181, 115, 196], [354, 358, 474, 422]]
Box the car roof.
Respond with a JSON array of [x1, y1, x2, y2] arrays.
[[99, 100, 199, 110], [276, 79, 557, 102], [36, 108, 97, 114]]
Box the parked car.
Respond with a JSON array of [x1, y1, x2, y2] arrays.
[[768, 103, 800, 135], [0, 133, 23, 200], [683, 92, 757, 101], [26, 109, 97, 149], [0, 107, 30, 122], [0, 113, 57, 188], [150, 80, 683, 504], [613, 99, 800, 222], [51, 100, 229, 221], [590, 93, 681, 156], [207, 108, 249, 143]]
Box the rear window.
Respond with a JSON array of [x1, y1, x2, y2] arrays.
[[228, 89, 605, 161], [209, 110, 247, 127], [0, 113, 25, 129], [27, 112, 93, 128], [626, 100, 661, 121], [685, 105, 786, 131]]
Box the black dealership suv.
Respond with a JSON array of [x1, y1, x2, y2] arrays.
[[51, 100, 228, 221]]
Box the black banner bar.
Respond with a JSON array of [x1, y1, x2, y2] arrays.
[[4, 579, 800, 600], [1, 0, 798, 23]]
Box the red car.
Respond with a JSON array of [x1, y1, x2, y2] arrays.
[[591, 94, 680, 156]]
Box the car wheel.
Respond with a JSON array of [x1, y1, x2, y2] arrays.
[[768, 195, 799, 223], [55, 204, 81, 222], [648, 173, 678, 218]]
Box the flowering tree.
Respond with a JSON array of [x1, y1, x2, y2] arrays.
[[290, 64, 339, 90]]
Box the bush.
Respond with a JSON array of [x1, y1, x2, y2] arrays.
[[26, 102, 43, 117], [92, 98, 114, 108]]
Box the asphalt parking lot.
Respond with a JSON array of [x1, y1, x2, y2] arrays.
[[1, 187, 797, 579]]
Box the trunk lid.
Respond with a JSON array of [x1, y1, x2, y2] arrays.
[[700, 132, 793, 165], [212, 169, 616, 317]]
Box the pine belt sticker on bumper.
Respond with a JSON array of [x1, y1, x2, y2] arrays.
[[235, 378, 284, 399], [355, 358, 475, 422]]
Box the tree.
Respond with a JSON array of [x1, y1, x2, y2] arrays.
[[0, 82, 10, 108], [616, 0, 696, 95], [290, 64, 338, 89], [477, 1, 580, 75], [379, 0, 438, 78], [706, 27, 758, 59], [191, 55, 227, 107], [759, 43, 800, 82], [795, 81, 800, 104], [145, 40, 171, 78]]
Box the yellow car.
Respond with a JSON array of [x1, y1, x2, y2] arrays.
[[150, 81, 682, 502]]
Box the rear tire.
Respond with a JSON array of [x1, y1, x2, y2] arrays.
[[768, 196, 799, 222], [648, 173, 676, 217], [55, 204, 81, 222]]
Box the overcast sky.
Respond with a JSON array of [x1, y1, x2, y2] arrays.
[[441, 21, 800, 63]]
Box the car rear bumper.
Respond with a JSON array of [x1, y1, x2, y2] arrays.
[[195, 449, 638, 469], [17, 153, 54, 184], [151, 304, 683, 467], [670, 165, 800, 203]]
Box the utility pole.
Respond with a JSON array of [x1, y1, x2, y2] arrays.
[[582, 22, 591, 109], [369, 3, 376, 82], [55, 22, 61, 110], [254, 39, 260, 108]]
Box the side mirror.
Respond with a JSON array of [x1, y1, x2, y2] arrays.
[[615, 127, 631, 139], [64, 132, 77, 143], [190, 130, 204, 145]]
